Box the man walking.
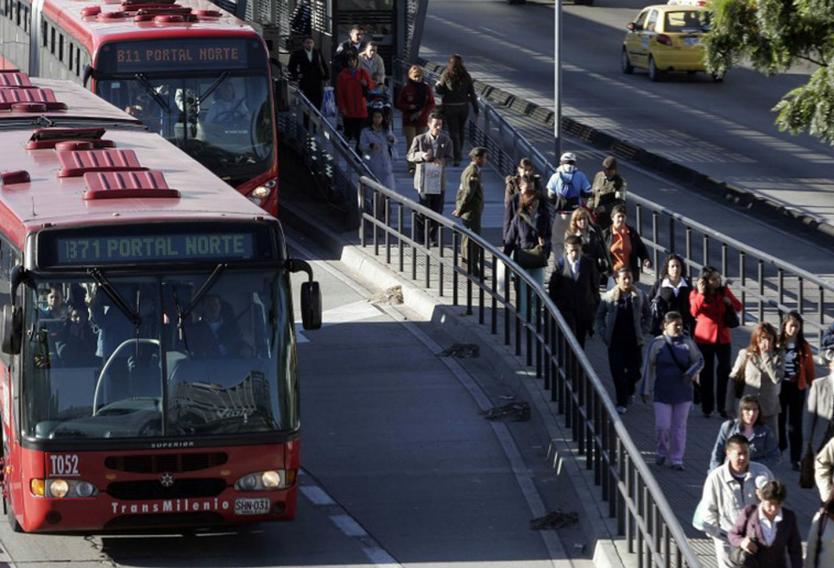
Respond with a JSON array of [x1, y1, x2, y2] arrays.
[[332, 24, 366, 82], [595, 267, 650, 414], [288, 36, 329, 111], [547, 235, 599, 348], [590, 155, 627, 229], [407, 112, 454, 245], [452, 147, 488, 267], [697, 434, 773, 568]]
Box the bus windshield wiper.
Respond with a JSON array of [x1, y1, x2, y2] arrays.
[[173, 264, 227, 349], [197, 71, 230, 106], [89, 268, 141, 326], [134, 73, 172, 114]]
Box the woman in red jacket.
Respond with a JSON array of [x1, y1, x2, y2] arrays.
[[689, 265, 742, 418], [336, 52, 374, 144], [395, 65, 435, 175]]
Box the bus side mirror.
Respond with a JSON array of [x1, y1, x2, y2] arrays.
[[82, 65, 94, 88], [300, 281, 322, 330], [627, 22, 639, 32], [1, 305, 22, 355], [287, 259, 322, 330]]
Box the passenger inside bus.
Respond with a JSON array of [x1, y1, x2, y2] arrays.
[[204, 81, 249, 126], [186, 293, 244, 357], [40, 284, 68, 320]]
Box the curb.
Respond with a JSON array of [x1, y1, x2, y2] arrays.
[[419, 59, 834, 245], [281, 196, 627, 568]]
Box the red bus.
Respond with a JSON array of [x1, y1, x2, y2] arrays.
[[0, 0, 280, 213], [0, 73, 321, 532]]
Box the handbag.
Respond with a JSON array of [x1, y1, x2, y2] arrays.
[[724, 297, 740, 328], [515, 245, 548, 269], [800, 443, 816, 489], [728, 507, 760, 568]]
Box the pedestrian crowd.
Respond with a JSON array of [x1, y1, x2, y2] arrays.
[[287, 35, 834, 566]]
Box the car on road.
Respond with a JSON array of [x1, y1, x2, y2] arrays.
[[621, 4, 721, 82]]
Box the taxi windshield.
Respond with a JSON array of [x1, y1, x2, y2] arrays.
[[96, 73, 274, 186], [22, 270, 297, 441]]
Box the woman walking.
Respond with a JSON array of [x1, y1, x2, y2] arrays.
[[395, 65, 435, 175], [335, 52, 373, 143], [648, 254, 694, 336], [504, 158, 542, 204], [359, 108, 397, 214], [640, 311, 704, 470], [503, 176, 551, 314], [709, 395, 779, 471], [689, 265, 742, 418], [564, 207, 609, 280], [434, 54, 478, 166], [778, 311, 815, 470], [730, 323, 783, 442], [728, 479, 802, 568]]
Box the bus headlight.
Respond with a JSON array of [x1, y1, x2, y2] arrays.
[[247, 179, 276, 205], [49, 479, 69, 498], [31, 479, 99, 498], [235, 470, 288, 491]]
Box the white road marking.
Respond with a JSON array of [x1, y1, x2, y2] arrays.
[[299, 485, 335, 506]]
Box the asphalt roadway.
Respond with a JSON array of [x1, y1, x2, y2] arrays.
[[0, 228, 593, 567], [419, 0, 834, 281]]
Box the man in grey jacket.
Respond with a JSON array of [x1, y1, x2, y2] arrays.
[[696, 434, 773, 568], [406, 112, 454, 245], [595, 267, 650, 414], [805, 347, 834, 457]]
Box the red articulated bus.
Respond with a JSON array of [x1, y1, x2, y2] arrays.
[[0, 0, 280, 213], [0, 73, 321, 533]]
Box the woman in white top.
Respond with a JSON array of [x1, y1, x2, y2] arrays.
[[359, 108, 397, 213]]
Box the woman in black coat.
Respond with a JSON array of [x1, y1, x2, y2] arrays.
[[648, 254, 695, 335]]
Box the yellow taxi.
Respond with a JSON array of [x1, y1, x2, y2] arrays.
[[621, 4, 722, 82]]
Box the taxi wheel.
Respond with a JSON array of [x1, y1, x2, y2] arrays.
[[648, 57, 662, 82], [621, 49, 634, 74]]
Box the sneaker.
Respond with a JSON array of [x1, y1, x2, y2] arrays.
[[616, 405, 628, 415], [655, 456, 666, 466], [671, 463, 685, 471]]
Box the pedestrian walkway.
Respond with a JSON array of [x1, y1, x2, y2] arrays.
[[379, 102, 511, 246]]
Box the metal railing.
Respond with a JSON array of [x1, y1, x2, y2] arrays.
[[415, 60, 834, 348], [356, 175, 701, 568], [278, 85, 375, 228], [279, 70, 703, 566]]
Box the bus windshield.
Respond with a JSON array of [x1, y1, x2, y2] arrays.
[[22, 269, 297, 441], [96, 74, 274, 186]]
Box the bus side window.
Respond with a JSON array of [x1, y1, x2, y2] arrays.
[[0, 239, 20, 364], [50, 26, 55, 55]]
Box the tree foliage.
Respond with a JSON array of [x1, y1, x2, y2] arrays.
[[704, 0, 834, 144]]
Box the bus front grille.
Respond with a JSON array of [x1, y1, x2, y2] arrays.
[[107, 478, 227, 500], [105, 453, 228, 474]]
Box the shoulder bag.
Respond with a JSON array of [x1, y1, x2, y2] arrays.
[[723, 290, 740, 329], [728, 506, 760, 568], [732, 352, 748, 399], [514, 211, 548, 269]]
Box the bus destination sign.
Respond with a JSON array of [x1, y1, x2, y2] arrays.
[[55, 233, 254, 265], [105, 39, 251, 72]]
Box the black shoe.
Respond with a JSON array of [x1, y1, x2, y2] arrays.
[[702, 411, 713, 418], [719, 411, 728, 419], [792, 462, 801, 472], [453, 160, 461, 167]]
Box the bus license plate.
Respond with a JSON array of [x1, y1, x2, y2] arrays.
[[234, 498, 271, 516]]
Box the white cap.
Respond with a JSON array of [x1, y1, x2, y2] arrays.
[[560, 152, 577, 163], [755, 475, 770, 490]]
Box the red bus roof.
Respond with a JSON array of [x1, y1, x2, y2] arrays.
[[0, 78, 271, 249], [42, 0, 260, 52]]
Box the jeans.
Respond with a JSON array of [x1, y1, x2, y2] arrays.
[[608, 342, 642, 407], [654, 401, 691, 464], [696, 342, 732, 415], [779, 380, 806, 463]]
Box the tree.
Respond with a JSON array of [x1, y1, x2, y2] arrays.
[[704, 0, 834, 144]]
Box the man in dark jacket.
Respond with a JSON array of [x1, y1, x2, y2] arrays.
[[332, 24, 366, 84], [547, 235, 599, 347], [602, 204, 652, 284], [590, 155, 627, 229], [288, 36, 329, 111]]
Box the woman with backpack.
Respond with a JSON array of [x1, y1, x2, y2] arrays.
[[648, 254, 694, 336], [639, 311, 704, 470]]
